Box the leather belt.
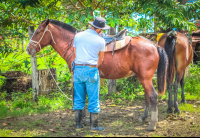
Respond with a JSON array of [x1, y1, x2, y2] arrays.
[[75, 64, 97, 67]]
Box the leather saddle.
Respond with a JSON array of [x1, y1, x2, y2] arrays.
[[102, 28, 127, 44], [104, 29, 132, 55]]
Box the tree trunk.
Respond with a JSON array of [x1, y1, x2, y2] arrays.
[[107, 27, 117, 96], [38, 68, 57, 95], [28, 26, 39, 102]]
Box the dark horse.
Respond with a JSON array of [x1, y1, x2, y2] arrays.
[[26, 19, 168, 130], [158, 30, 193, 114]]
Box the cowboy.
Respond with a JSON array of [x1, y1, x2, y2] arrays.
[[73, 17, 110, 131]]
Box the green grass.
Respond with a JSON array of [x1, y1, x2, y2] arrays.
[[152, 134, 164, 137], [110, 120, 123, 127], [0, 129, 44, 137], [0, 90, 72, 119], [179, 103, 200, 113]]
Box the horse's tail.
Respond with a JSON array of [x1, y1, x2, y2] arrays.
[[165, 34, 176, 85], [157, 46, 168, 95]]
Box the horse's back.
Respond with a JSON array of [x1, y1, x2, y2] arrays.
[[130, 37, 159, 57]]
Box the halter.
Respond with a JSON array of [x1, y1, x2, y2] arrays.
[[28, 25, 56, 49], [29, 25, 74, 63]]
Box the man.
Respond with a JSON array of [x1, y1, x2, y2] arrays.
[[73, 17, 110, 131]]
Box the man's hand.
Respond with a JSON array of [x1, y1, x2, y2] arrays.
[[97, 51, 104, 68]]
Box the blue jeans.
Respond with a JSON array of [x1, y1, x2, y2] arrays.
[[73, 66, 100, 113]]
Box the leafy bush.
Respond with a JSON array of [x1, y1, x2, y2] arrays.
[[185, 63, 200, 95]]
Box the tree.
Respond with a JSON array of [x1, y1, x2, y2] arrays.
[[1, 0, 200, 64]]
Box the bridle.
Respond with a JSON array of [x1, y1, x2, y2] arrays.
[[28, 25, 56, 49], [28, 25, 75, 62]]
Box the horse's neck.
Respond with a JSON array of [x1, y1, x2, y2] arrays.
[[50, 25, 76, 67]]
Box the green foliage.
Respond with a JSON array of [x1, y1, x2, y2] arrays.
[[0, 89, 72, 119], [184, 63, 200, 95], [100, 77, 145, 105]]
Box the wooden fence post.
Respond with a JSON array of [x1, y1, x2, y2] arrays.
[[107, 27, 117, 96], [28, 26, 39, 102]]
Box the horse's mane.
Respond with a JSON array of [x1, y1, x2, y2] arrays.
[[42, 19, 79, 33]]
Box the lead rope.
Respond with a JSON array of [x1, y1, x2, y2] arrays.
[[28, 25, 72, 101]]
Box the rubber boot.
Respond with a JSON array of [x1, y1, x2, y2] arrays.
[[75, 110, 84, 129], [90, 113, 104, 131]]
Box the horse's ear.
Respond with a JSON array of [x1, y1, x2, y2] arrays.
[[46, 19, 49, 25], [42, 19, 49, 27]]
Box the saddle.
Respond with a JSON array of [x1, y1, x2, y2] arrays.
[[103, 28, 131, 55], [102, 28, 127, 44]]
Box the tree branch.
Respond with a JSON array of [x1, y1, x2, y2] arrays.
[[101, 0, 108, 17], [11, 14, 37, 26], [69, 0, 80, 10], [77, 0, 87, 9], [94, 0, 103, 11]]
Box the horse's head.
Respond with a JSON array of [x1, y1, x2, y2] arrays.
[[26, 19, 53, 56]]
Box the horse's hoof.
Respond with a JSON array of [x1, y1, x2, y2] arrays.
[[167, 108, 173, 113], [147, 123, 156, 131], [181, 100, 186, 104], [174, 109, 181, 114], [138, 116, 144, 122]]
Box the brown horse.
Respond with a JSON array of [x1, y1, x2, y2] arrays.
[[158, 30, 193, 114], [26, 19, 168, 130]]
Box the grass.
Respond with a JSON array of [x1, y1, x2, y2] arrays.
[[0, 90, 72, 119], [0, 129, 46, 137], [179, 103, 200, 113], [110, 120, 123, 127]]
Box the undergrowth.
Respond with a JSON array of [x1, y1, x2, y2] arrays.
[[0, 89, 72, 119]]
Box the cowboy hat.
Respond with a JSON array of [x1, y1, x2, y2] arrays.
[[89, 17, 110, 30]]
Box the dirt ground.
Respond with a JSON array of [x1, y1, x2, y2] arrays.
[[0, 99, 200, 137]]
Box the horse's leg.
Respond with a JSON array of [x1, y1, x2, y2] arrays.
[[174, 71, 184, 114], [138, 79, 158, 131], [138, 92, 150, 122], [167, 78, 173, 113], [180, 72, 186, 104]]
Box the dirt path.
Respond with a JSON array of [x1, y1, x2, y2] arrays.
[[0, 99, 200, 137]]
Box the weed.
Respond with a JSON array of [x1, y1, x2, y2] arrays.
[[0, 129, 44, 137], [0, 90, 72, 119], [152, 133, 163, 137], [111, 120, 123, 127], [179, 103, 200, 113], [124, 122, 134, 129]]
